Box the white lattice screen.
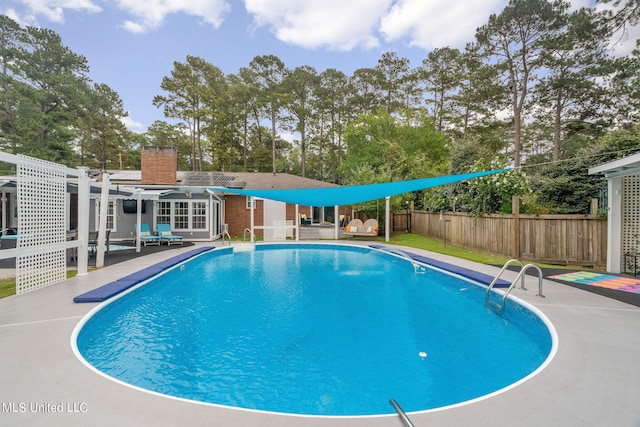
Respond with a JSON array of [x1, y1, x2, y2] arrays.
[[16, 155, 67, 294], [621, 174, 640, 268]]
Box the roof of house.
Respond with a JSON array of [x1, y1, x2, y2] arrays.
[[106, 170, 340, 191], [588, 152, 640, 178], [225, 172, 339, 190]]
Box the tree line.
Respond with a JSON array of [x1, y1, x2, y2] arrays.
[[1, 0, 639, 216]]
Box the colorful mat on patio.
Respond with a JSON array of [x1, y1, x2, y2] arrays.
[[547, 271, 640, 294]]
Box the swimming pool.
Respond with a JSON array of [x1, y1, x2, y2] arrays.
[[73, 243, 556, 417]]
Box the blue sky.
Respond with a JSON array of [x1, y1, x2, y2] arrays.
[[3, 0, 635, 133]]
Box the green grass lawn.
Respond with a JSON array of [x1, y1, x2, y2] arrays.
[[0, 279, 14, 299], [382, 233, 511, 265], [0, 270, 79, 299], [380, 232, 594, 271]]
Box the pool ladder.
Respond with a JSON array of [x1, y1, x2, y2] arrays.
[[221, 224, 232, 246], [374, 247, 427, 274], [232, 229, 257, 252], [243, 228, 255, 242], [486, 259, 545, 311]]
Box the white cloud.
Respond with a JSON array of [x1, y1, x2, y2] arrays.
[[279, 131, 296, 143], [242, 0, 629, 55], [113, 0, 231, 33], [3, 8, 27, 25], [244, 0, 392, 51], [121, 115, 144, 133], [3, 0, 231, 33], [4, 0, 101, 25], [121, 20, 145, 34], [8, 0, 624, 56], [592, 0, 640, 57], [568, 0, 592, 10], [610, 24, 640, 57], [380, 0, 506, 49]]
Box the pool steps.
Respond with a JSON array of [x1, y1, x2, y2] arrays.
[[73, 246, 216, 303], [233, 242, 256, 252]]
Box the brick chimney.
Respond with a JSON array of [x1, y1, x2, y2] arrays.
[[141, 146, 177, 184]]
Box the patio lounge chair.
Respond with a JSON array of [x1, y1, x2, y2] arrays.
[[344, 218, 379, 238], [67, 230, 77, 262], [136, 224, 160, 246], [88, 229, 111, 254], [157, 223, 183, 246], [300, 213, 312, 225]]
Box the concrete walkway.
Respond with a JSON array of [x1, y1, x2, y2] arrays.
[[1, 242, 639, 427]]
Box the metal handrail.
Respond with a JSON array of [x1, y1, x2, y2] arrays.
[[487, 261, 545, 311], [373, 247, 426, 273], [505, 264, 545, 300], [389, 399, 414, 427], [221, 224, 231, 246], [486, 258, 525, 296], [243, 228, 255, 243]]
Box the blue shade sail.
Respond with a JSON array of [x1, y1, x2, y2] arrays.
[[208, 169, 509, 206]]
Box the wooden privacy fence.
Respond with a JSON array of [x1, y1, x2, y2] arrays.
[[401, 210, 607, 267]]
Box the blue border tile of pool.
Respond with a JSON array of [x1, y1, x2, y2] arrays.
[[369, 245, 510, 288], [73, 247, 216, 303]]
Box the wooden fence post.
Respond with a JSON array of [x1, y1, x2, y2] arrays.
[[590, 198, 599, 265], [512, 195, 521, 259]]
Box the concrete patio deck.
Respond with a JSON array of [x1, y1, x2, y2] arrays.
[[1, 241, 639, 427]]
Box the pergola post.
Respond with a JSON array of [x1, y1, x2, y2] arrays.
[[607, 177, 623, 273], [250, 196, 255, 242], [135, 188, 142, 253], [76, 167, 90, 276], [385, 196, 390, 242], [95, 173, 109, 269], [1, 191, 6, 235], [295, 204, 299, 241]]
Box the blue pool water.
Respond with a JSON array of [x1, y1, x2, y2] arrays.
[[74, 243, 555, 416]]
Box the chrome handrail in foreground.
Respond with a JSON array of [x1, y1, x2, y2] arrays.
[[389, 398, 415, 427]]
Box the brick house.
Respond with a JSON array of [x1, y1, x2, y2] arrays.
[[102, 147, 351, 241]]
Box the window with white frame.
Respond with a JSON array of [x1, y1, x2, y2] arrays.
[[95, 200, 116, 231], [156, 201, 171, 225], [154, 200, 208, 231], [174, 201, 189, 229], [246, 196, 256, 209], [192, 201, 207, 229]]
